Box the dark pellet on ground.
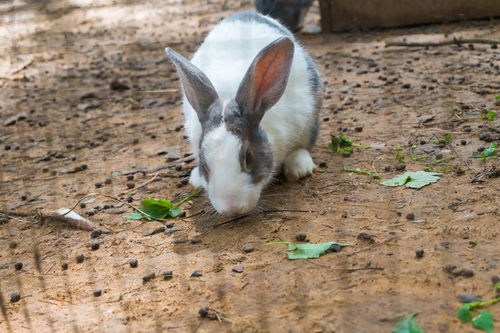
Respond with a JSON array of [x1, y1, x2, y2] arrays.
[[435, 153, 443, 160], [354, 126, 363, 132], [327, 244, 342, 253], [127, 196, 133, 203], [10, 291, 21, 303], [242, 244, 254, 253], [61, 262, 68, 270], [104, 178, 112, 184], [190, 270, 203, 277], [143, 272, 156, 283], [323, 117, 330, 122], [14, 262, 23, 270], [80, 202, 86, 208], [402, 83, 411, 89], [491, 275, 499, 285], [463, 125, 471, 132], [174, 125, 183, 131], [384, 166, 391, 172], [406, 213, 415, 220], [460, 140, 467, 145], [190, 237, 202, 244], [199, 306, 209, 318], [165, 222, 175, 229], [357, 232, 376, 243], [395, 163, 406, 171], [342, 151, 351, 158], [20, 194, 27, 201], [9, 241, 17, 249], [95, 182, 102, 188], [479, 132, 492, 142], [478, 146, 486, 152], [91, 240, 100, 251], [93, 288, 102, 297], [110, 79, 130, 91], [90, 229, 102, 239], [452, 269, 474, 278], [319, 161, 327, 168], [163, 270, 173, 279], [132, 138, 139, 145], [295, 233, 307, 242], [126, 175, 134, 181], [126, 182, 135, 189], [129, 258, 138, 268], [76, 254, 85, 263], [416, 249, 424, 258]]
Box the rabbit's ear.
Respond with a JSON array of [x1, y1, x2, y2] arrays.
[[235, 37, 294, 127], [165, 48, 221, 124]]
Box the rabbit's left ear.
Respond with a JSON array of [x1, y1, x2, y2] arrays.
[[165, 48, 221, 124], [235, 37, 294, 127]]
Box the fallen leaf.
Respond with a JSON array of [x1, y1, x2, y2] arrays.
[[381, 171, 442, 189], [391, 313, 424, 333], [267, 241, 350, 260]]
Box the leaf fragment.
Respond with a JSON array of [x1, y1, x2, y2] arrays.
[[381, 171, 441, 189], [472, 310, 494, 333], [328, 134, 353, 154], [391, 313, 424, 333], [342, 164, 381, 179], [266, 241, 350, 260], [482, 109, 496, 121]]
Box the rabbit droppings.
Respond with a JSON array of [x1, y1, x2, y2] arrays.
[[165, 11, 323, 215]]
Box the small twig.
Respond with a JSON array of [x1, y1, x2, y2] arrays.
[[386, 38, 500, 48], [263, 209, 316, 213], [122, 156, 195, 175], [120, 172, 159, 195]]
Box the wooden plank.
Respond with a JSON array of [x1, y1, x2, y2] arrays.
[[319, 0, 500, 32]]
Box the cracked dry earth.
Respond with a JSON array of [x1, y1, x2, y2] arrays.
[[0, 0, 499, 332]]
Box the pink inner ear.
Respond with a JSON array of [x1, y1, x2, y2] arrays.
[[253, 47, 289, 103]]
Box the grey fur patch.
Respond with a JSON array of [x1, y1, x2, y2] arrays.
[[197, 109, 223, 182], [224, 100, 273, 185], [304, 53, 323, 148], [225, 11, 293, 38]]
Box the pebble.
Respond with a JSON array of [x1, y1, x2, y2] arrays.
[[10, 291, 21, 303], [190, 270, 203, 277], [327, 244, 342, 253], [142, 272, 156, 283], [127, 196, 133, 203], [295, 233, 307, 242], [357, 232, 376, 243], [395, 163, 406, 171], [242, 244, 254, 253], [462, 125, 471, 132], [61, 262, 68, 270], [460, 140, 467, 145], [491, 275, 500, 285], [162, 270, 173, 279], [199, 306, 209, 318], [91, 240, 100, 251], [384, 165, 391, 172], [76, 254, 85, 263], [457, 294, 481, 303], [479, 132, 492, 142], [406, 213, 415, 220], [126, 175, 134, 181], [319, 161, 327, 168], [93, 288, 102, 297], [95, 182, 102, 189], [126, 182, 135, 189], [14, 262, 23, 270], [165, 222, 175, 229], [90, 229, 102, 239], [104, 178, 112, 184], [232, 265, 244, 273], [415, 249, 424, 258], [9, 241, 17, 249], [129, 258, 138, 268], [342, 151, 351, 158], [110, 79, 130, 91]]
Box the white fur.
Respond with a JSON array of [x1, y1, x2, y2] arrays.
[[283, 148, 315, 181], [176, 14, 318, 214]]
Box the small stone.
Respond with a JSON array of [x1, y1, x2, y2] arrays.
[[91, 240, 100, 251], [384, 165, 391, 172], [457, 294, 481, 303], [14, 262, 23, 270], [61, 262, 68, 270], [190, 270, 203, 277], [232, 265, 244, 273], [462, 125, 471, 132], [110, 79, 130, 91], [479, 132, 492, 142], [357, 232, 376, 243], [129, 258, 138, 268], [165, 222, 175, 229], [90, 229, 102, 239], [94, 182, 102, 189], [319, 161, 327, 168], [76, 254, 85, 263], [80, 202, 86, 208], [190, 237, 202, 244], [126, 175, 134, 181], [395, 163, 406, 171], [460, 140, 467, 145], [415, 249, 424, 258], [327, 244, 342, 253], [295, 233, 307, 242], [242, 244, 254, 253], [9, 241, 17, 249], [127, 196, 133, 203], [406, 213, 415, 220], [93, 288, 102, 297], [10, 291, 21, 303], [126, 182, 135, 189], [142, 272, 156, 283], [104, 178, 112, 184], [354, 126, 363, 132], [491, 275, 499, 285], [402, 83, 411, 89], [342, 151, 351, 158], [162, 270, 173, 279]]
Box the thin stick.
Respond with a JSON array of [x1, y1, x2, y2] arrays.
[[386, 38, 500, 48], [122, 156, 194, 175], [119, 172, 159, 195]]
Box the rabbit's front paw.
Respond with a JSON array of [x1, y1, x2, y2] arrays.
[[189, 167, 207, 189], [283, 148, 314, 182]]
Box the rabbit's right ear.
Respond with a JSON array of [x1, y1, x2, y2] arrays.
[[165, 48, 221, 124]]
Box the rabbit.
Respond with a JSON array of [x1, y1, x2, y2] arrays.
[[165, 11, 322, 215], [254, 0, 314, 32]]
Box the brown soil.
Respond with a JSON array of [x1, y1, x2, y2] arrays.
[[1, 1, 499, 332]]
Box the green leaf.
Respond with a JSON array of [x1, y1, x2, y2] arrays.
[[443, 133, 452, 142], [457, 304, 473, 323], [328, 134, 354, 154], [495, 282, 500, 291], [480, 142, 498, 160], [482, 109, 496, 121], [391, 313, 425, 333], [123, 211, 147, 220], [381, 171, 441, 189], [496, 95, 500, 100], [342, 164, 381, 179], [167, 207, 183, 218], [472, 311, 494, 333], [267, 241, 350, 260], [124, 197, 187, 221], [396, 151, 405, 163]]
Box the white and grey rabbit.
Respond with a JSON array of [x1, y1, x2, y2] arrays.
[[165, 11, 323, 215]]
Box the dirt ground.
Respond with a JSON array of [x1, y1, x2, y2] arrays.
[[1, 0, 499, 332]]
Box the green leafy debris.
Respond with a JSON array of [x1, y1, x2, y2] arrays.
[[381, 171, 442, 189], [266, 241, 350, 260], [473, 311, 494, 333], [482, 109, 496, 121], [391, 313, 424, 333], [342, 164, 381, 179], [496, 95, 500, 100], [327, 134, 353, 154], [124, 190, 201, 221], [443, 133, 452, 142], [457, 304, 473, 322], [471, 142, 498, 160]]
